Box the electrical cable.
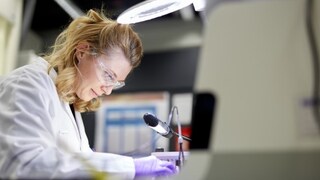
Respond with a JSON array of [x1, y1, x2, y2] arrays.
[[168, 106, 185, 167], [172, 131, 192, 142], [306, 0, 320, 130]]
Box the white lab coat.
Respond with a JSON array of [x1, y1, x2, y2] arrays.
[[0, 57, 135, 179]]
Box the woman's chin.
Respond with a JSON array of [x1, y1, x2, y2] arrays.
[[77, 93, 93, 102], [77, 89, 98, 101], [84, 95, 96, 101], [83, 97, 92, 102]]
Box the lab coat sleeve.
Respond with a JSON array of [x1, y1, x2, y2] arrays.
[[0, 66, 135, 179]]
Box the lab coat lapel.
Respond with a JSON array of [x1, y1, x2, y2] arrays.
[[75, 111, 92, 152], [63, 102, 82, 143], [46, 60, 85, 152]]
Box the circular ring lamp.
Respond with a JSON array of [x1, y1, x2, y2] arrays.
[[117, 0, 194, 24]]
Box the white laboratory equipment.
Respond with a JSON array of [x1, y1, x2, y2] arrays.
[[174, 0, 320, 179]]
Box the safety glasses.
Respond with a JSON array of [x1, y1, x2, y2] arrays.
[[95, 58, 125, 90]]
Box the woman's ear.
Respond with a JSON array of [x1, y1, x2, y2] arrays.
[[75, 43, 89, 61], [75, 50, 84, 61]]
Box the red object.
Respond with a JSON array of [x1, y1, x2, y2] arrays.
[[173, 125, 191, 151]]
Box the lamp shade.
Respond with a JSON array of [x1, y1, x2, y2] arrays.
[[117, 0, 194, 24]]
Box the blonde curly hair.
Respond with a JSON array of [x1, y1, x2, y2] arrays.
[[43, 9, 143, 112]]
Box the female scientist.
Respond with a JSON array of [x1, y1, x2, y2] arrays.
[[0, 9, 176, 179]]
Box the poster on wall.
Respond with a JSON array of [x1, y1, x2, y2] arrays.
[[95, 92, 170, 157]]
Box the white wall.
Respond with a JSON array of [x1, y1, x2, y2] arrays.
[[0, 0, 18, 24], [0, 0, 22, 75], [133, 18, 203, 52]]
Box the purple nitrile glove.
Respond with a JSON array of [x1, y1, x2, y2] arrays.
[[134, 155, 177, 177]]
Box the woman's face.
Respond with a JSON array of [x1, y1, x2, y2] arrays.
[[75, 47, 132, 101]]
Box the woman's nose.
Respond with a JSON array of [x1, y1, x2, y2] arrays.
[[101, 86, 113, 95]]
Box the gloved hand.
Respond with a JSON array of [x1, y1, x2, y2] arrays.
[[134, 155, 177, 177]]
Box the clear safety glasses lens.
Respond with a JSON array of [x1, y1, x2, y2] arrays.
[[95, 58, 125, 90]]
